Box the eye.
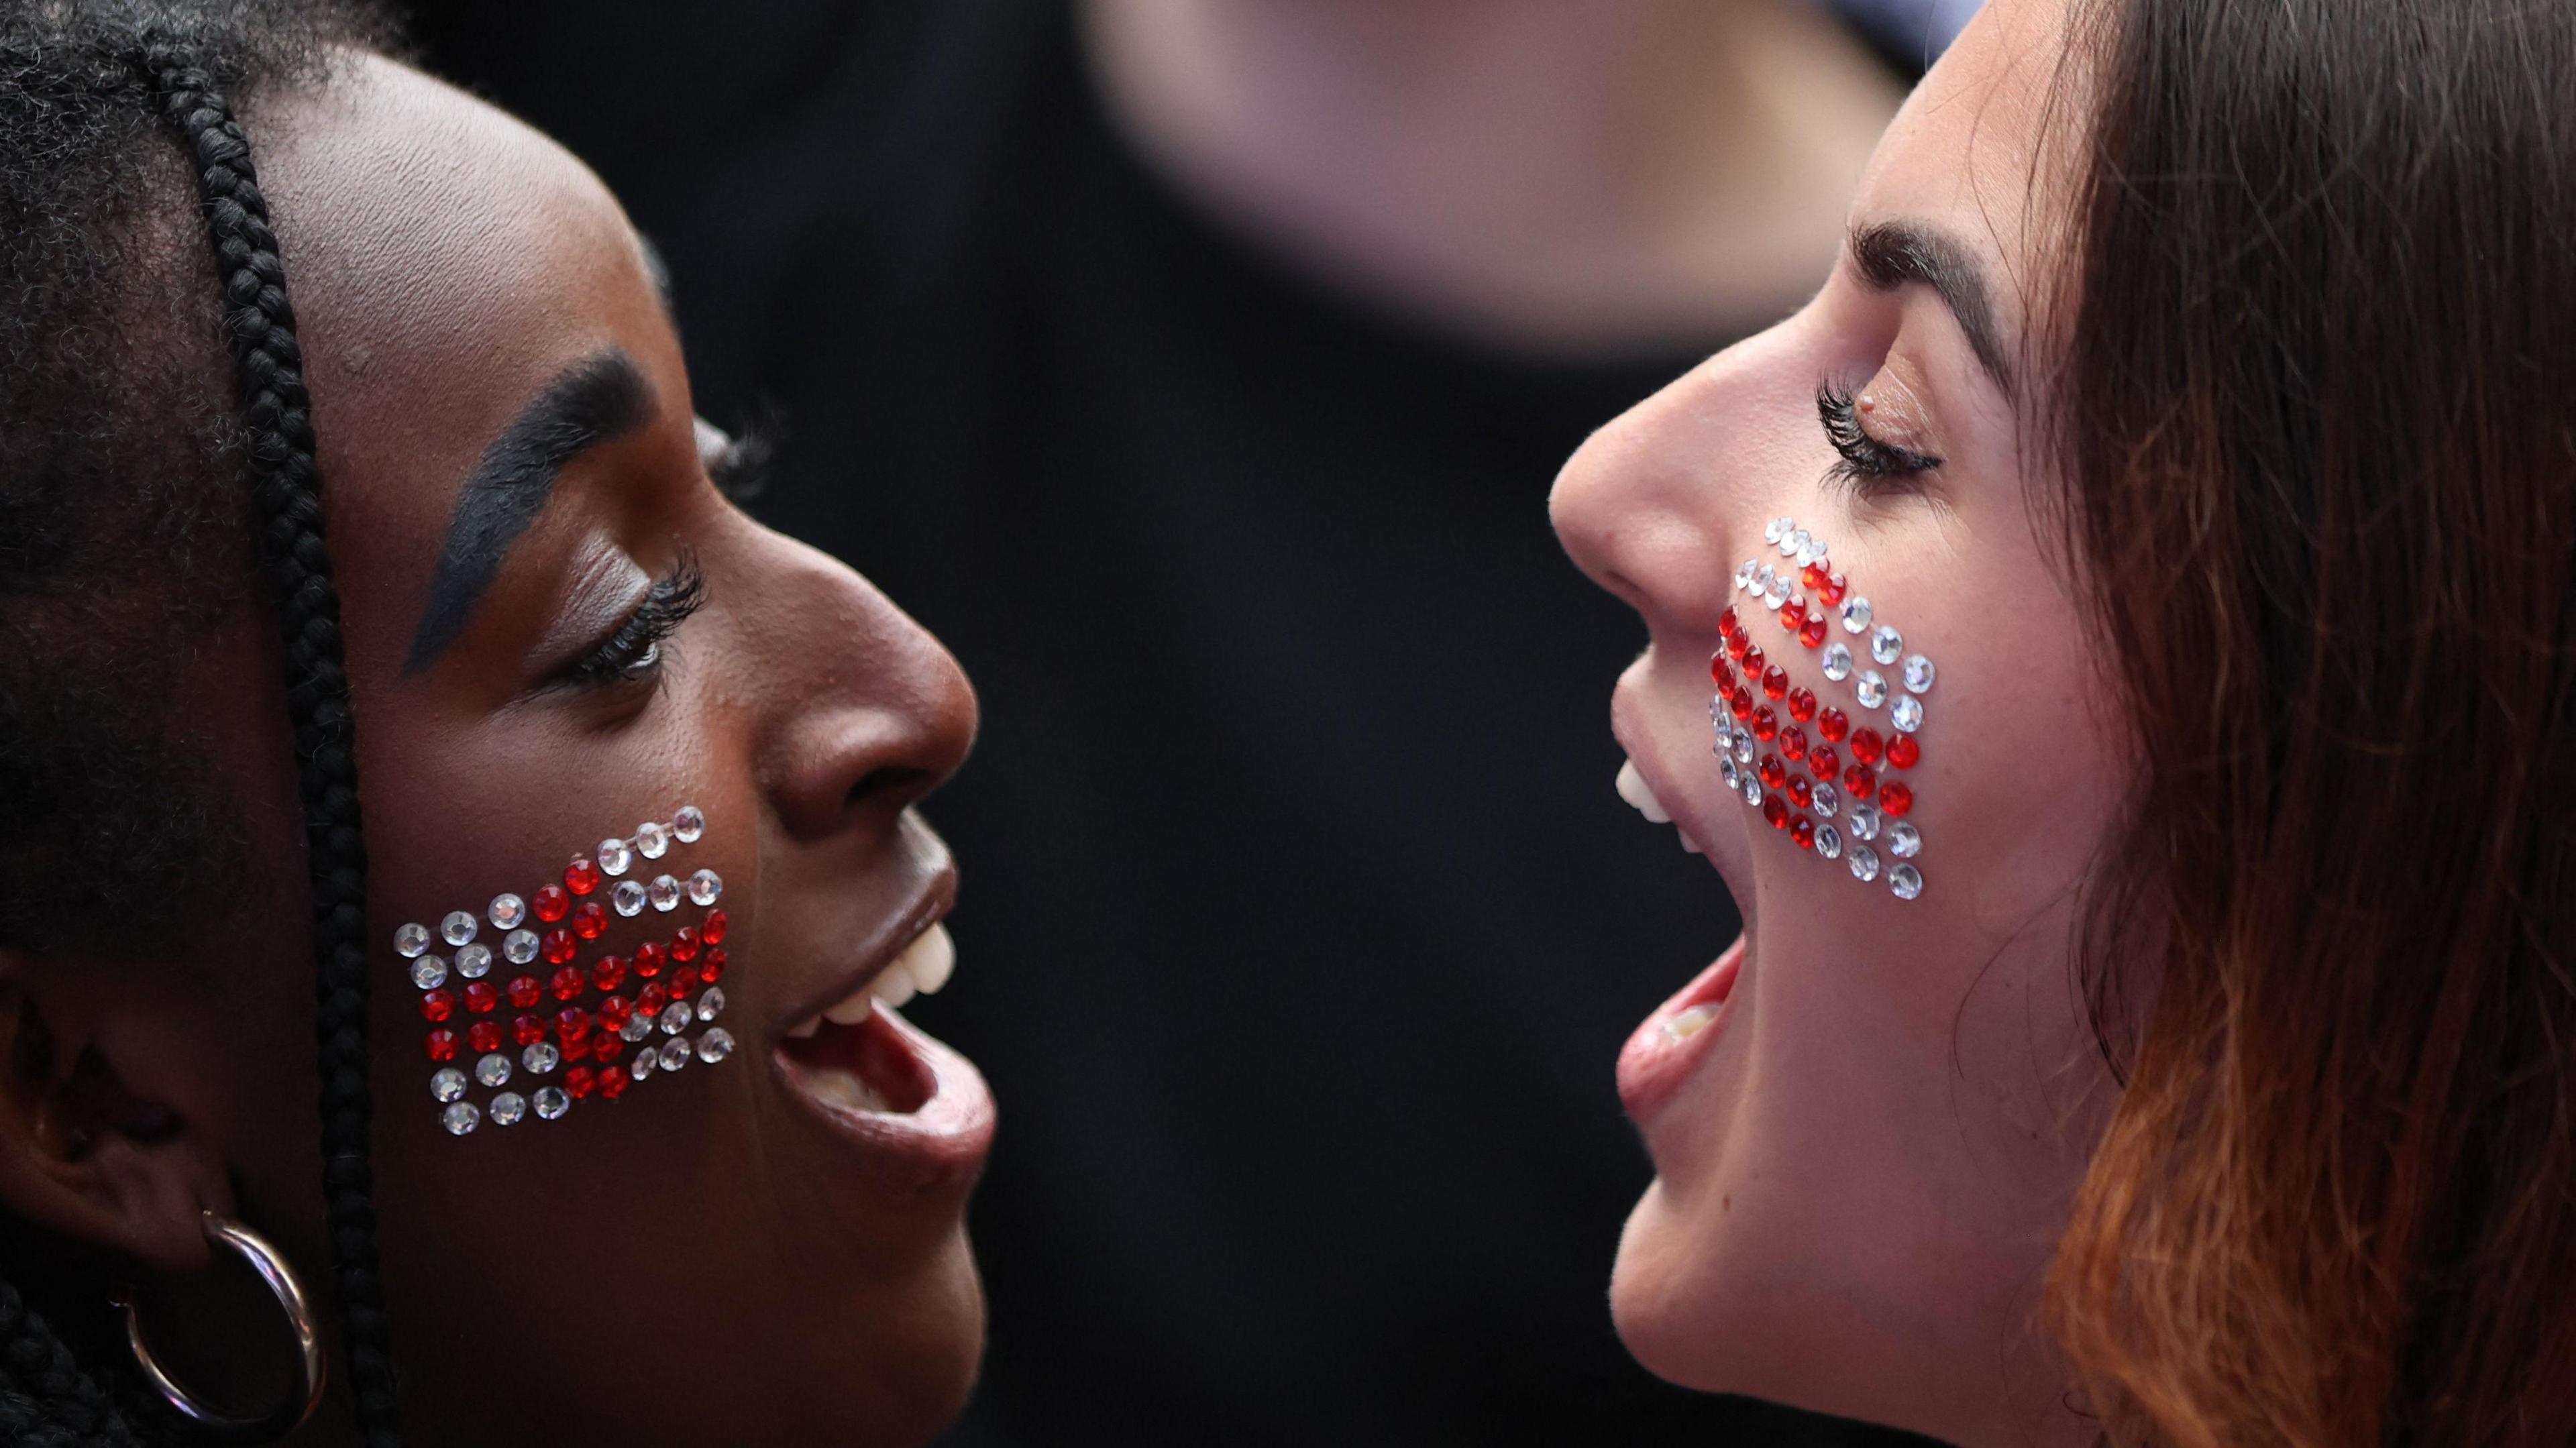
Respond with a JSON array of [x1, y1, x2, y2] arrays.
[[566, 553, 706, 687], [1817, 381, 1941, 497]]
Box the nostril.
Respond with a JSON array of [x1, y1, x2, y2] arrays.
[[848, 764, 937, 814]]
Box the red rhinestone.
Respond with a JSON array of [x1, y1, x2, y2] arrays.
[[1779, 726, 1807, 762], [1849, 728, 1884, 765], [566, 1066, 597, 1099], [550, 964, 584, 1001], [633, 942, 665, 979], [1809, 744, 1840, 781], [572, 900, 607, 940], [1741, 645, 1766, 677], [1817, 571, 1847, 607], [1799, 612, 1829, 649], [504, 975, 540, 1009], [1725, 627, 1750, 660], [1800, 562, 1830, 592], [564, 857, 601, 896], [1776, 599, 1803, 632], [1760, 795, 1789, 830], [532, 884, 570, 923], [1885, 734, 1920, 770], [1843, 762, 1878, 800], [593, 1036, 625, 1068], [1761, 665, 1789, 701], [1787, 687, 1818, 723], [598, 995, 633, 1029], [671, 926, 701, 963], [557, 1006, 592, 1042], [1752, 707, 1778, 741], [561, 1030, 592, 1062], [1730, 687, 1754, 720], [592, 955, 627, 992], [1879, 781, 1915, 818], [464, 981, 500, 1014], [1790, 817, 1817, 850], [1818, 708, 1851, 742], [511, 1013, 547, 1046], [637, 983, 667, 1017], [1758, 753, 1786, 790], [699, 947, 727, 983], [419, 989, 455, 1022], [1719, 605, 1737, 632], [1709, 653, 1730, 687], [673, 964, 701, 994], [542, 928, 576, 966], [424, 1028, 458, 1062], [598, 1068, 629, 1100], [467, 1020, 504, 1054], [1788, 775, 1813, 810]]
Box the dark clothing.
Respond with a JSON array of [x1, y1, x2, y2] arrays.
[[421, 3, 1946, 1443]]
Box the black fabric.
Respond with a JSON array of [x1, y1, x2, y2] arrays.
[[418, 3, 1947, 1443]]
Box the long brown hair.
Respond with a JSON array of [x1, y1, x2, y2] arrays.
[[2041, 0, 2576, 1442]]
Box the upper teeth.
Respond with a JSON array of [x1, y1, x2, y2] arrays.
[[792, 923, 959, 1037], [1616, 761, 1672, 823]]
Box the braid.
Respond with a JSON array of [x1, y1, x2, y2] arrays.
[[140, 43, 402, 1447], [0, 1285, 138, 1448]]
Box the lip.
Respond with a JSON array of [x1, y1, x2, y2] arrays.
[[1617, 936, 1745, 1121]]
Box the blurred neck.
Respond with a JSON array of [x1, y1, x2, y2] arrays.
[[1079, 0, 1906, 359]]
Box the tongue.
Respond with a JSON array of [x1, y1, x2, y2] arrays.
[[782, 1008, 936, 1113]]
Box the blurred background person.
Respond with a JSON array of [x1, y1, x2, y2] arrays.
[[419, 1, 1969, 1441]]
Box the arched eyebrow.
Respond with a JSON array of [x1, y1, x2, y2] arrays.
[[1849, 219, 2015, 399], [402, 347, 655, 674]]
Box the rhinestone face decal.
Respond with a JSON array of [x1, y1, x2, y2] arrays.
[[1714, 519, 1935, 901], [390, 807, 736, 1136]]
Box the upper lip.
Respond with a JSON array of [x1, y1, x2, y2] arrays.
[[767, 820, 957, 1042]]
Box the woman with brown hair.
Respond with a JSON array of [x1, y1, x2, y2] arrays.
[[1556, 0, 2576, 1442]]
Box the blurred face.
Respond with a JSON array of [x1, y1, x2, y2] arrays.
[[129, 56, 987, 1445], [1550, 2, 2118, 1445]]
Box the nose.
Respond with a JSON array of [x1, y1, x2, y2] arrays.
[[743, 533, 979, 843], [1550, 361, 1741, 639]]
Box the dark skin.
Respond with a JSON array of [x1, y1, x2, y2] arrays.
[[0, 54, 987, 1447]]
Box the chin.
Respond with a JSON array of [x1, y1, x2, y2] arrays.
[[862, 1231, 989, 1448], [1607, 1176, 1807, 1406]]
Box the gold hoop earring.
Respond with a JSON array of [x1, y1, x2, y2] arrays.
[[111, 1209, 327, 1443]]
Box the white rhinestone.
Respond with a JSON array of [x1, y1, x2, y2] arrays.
[[658, 1038, 690, 1072], [1763, 573, 1791, 608], [488, 1091, 527, 1125], [1733, 732, 1754, 764], [660, 1002, 694, 1036], [393, 923, 430, 959], [697, 987, 724, 1022], [1890, 696, 1923, 733], [1856, 671, 1888, 709], [1815, 824, 1843, 860], [1796, 535, 1827, 567], [1754, 563, 1778, 597], [1849, 844, 1881, 883], [487, 893, 526, 930], [502, 928, 539, 965], [1841, 596, 1872, 633], [1889, 864, 1923, 900], [648, 875, 682, 912], [1847, 801, 1882, 841], [1741, 776, 1762, 806], [475, 1053, 512, 1088], [1734, 559, 1758, 591], [1904, 655, 1936, 693], [1821, 642, 1853, 681], [1887, 822, 1921, 858], [630, 1053, 657, 1081], [533, 1086, 571, 1120], [611, 880, 647, 917], [1780, 528, 1807, 559], [409, 955, 449, 990], [672, 805, 706, 843], [1870, 625, 1902, 665], [1764, 518, 1788, 543], [688, 869, 722, 907], [1811, 781, 1840, 818], [430, 1068, 468, 1103], [439, 911, 477, 947], [1717, 754, 1739, 787], [696, 1027, 735, 1064], [620, 1012, 654, 1042], [440, 1102, 480, 1135], [454, 943, 492, 979], [635, 821, 670, 858], [522, 1042, 560, 1074], [596, 837, 633, 877]]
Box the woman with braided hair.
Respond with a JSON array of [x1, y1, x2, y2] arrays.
[[0, 2, 994, 1443]]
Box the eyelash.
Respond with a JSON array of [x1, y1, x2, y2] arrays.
[[570, 552, 707, 687], [708, 415, 780, 502], [1816, 381, 1941, 496]]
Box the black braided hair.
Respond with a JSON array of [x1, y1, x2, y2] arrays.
[[137, 45, 402, 1448], [0, 3, 398, 1445]]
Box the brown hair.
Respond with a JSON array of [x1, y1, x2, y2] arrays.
[[2042, 0, 2576, 1443]]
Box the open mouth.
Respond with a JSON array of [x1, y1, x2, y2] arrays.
[[779, 924, 956, 1113]]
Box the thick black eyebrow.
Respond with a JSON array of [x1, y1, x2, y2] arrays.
[[1849, 219, 2015, 398], [402, 348, 655, 673]]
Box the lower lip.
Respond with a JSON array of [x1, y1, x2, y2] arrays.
[[773, 1006, 996, 1196], [1616, 936, 1746, 1120]]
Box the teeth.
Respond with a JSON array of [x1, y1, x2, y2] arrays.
[[786, 1016, 820, 1040], [1664, 1003, 1719, 1042], [793, 923, 961, 1036], [822, 990, 877, 1026], [1615, 761, 1672, 824], [904, 924, 956, 995], [875, 962, 919, 1009]]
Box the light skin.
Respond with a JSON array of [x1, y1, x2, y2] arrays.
[[1551, 1, 2124, 1444], [0, 54, 988, 1447]]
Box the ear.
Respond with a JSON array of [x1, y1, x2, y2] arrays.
[[0, 954, 233, 1275]]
